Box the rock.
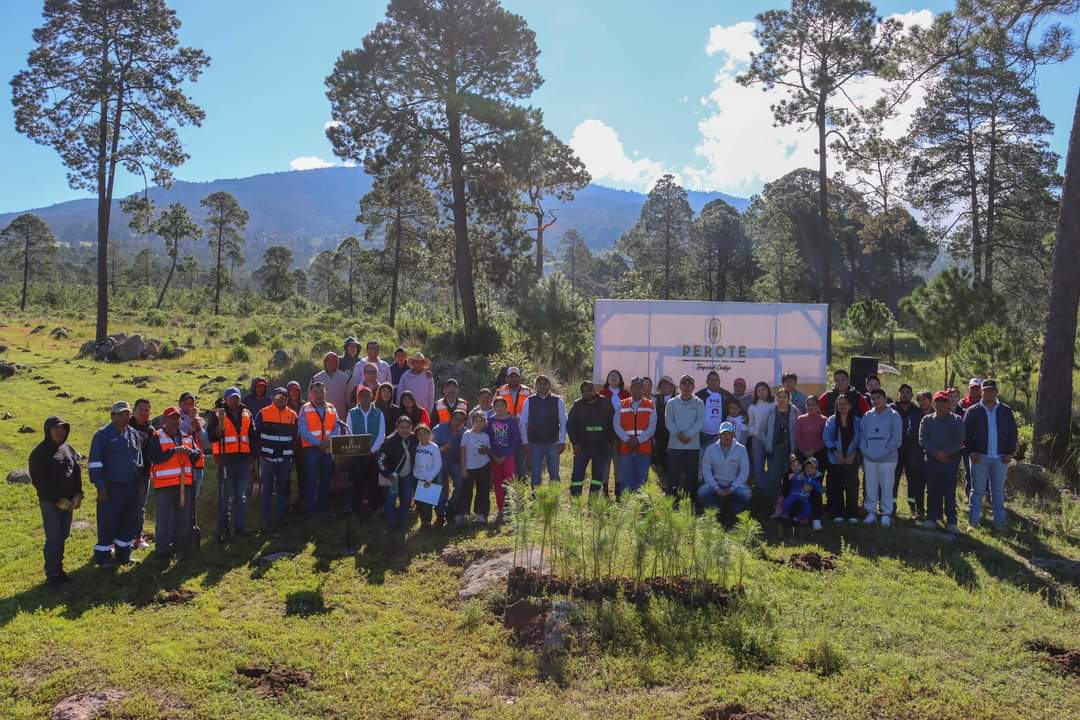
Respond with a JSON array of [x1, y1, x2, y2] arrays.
[[0, 343, 7, 353], [56, 391, 71, 399], [459, 549, 548, 600], [6, 469, 31, 484], [0, 361, 22, 380], [130, 375, 155, 385], [73, 397, 90, 404], [543, 600, 576, 654], [2, 411, 13, 419], [112, 334, 144, 362], [256, 551, 296, 565], [144, 339, 161, 357], [48, 327, 70, 340], [50, 689, 128, 720], [212, 375, 227, 383], [78, 340, 98, 358], [270, 348, 292, 369], [30, 324, 46, 334], [18, 425, 35, 433], [1007, 462, 1053, 496]]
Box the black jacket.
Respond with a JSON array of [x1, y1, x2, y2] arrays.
[[566, 397, 615, 451], [29, 417, 82, 504], [377, 432, 418, 478]]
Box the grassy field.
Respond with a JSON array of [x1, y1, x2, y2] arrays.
[[1, 313, 1079, 720]]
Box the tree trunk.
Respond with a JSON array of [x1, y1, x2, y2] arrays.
[[213, 221, 224, 315], [447, 109, 478, 337], [816, 94, 833, 361], [156, 252, 178, 309], [966, 133, 983, 285], [535, 210, 545, 278], [1033, 89, 1080, 469], [389, 207, 403, 327], [984, 117, 998, 288], [20, 229, 30, 311]]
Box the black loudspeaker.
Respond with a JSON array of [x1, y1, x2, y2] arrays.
[[850, 356, 879, 393]]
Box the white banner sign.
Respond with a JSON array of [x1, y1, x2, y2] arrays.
[[593, 299, 829, 391]]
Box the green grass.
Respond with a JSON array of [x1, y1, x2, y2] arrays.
[[2, 315, 1080, 719]]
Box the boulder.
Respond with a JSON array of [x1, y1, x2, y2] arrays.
[[49, 327, 70, 340], [18, 425, 35, 433], [543, 600, 576, 654], [1, 361, 23, 380], [6, 469, 31, 484], [144, 339, 161, 358], [30, 324, 46, 334], [112, 334, 144, 362], [50, 689, 128, 720], [270, 348, 292, 369], [0, 343, 8, 353], [1007, 462, 1053, 497], [2, 411, 13, 419], [459, 549, 548, 599]]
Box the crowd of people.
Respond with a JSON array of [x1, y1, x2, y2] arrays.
[[28, 336, 1018, 591]]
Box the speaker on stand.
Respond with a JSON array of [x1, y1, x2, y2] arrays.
[[850, 356, 879, 394]]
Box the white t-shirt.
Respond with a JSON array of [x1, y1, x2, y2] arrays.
[[462, 429, 491, 470], [702, 390, 726, 435]]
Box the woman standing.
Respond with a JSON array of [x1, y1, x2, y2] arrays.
[[399, 390, 431, 429], [747, 381, 776, 491], [376, 416, 418, 531], [598, 370, 629, 498], [795, 394, 828, 468], [763, 388, 797, 504], [651, 376, 675, 480], [824, 395, 862, 523], [375, 382, 401, 426]]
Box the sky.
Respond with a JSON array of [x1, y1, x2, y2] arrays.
[[1, 0, 1077, 213]]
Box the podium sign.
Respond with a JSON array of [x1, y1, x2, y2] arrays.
[[331, 434, 373, 457]]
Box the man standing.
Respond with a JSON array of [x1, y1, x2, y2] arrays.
[[242, 377, 271, 416], [434, 378, 469, 425], [390, 347, 410, 390], [818, 369, 869, 417], [364, 340, 393, 385], [147, 406, 200, 559], [30, 416, 82, 589], [732, 377, 752, 413], [904, 390, 935, 519], [88, 401, 144, 568], [339, 336, 362, 373], [665, 375, 705, 502], [696, 371, 734, 448], [207, 387, 255, 540], [920, 391, 965, 533], [497, 367, 532, 480], [697, 422, 751, 522], [961, 378, 982, 411], [346, 385, 385, 517], [255, 387, 299, 526], [781, 372, 807, 413], [615, 377, 656, 496], [859, 388, 902, 526], [312, 353, 351, 424], [565, 380, 614, 497], [399, 352, 436, 412], [891, 384, 919, 514], [964, 379, 1017, 531], [298, 381, 341, 517], [520, 375, 567, 487], [434, 409, 468, 525], [178, 392, 206, 497], [129, 398, 153, 550]]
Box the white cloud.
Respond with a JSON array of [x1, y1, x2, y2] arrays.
[[289, 155, 335, 171], [569, 118, 675, 191], [705, 20, 760, 71]]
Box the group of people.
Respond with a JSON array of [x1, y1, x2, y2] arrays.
[[28, 334, 1018, 591]]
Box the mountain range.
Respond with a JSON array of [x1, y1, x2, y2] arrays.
[[0, 167, 749, 265]]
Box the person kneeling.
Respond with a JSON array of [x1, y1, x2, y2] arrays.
[[780, 456, 823, 530], [697, 422, 751, 524]]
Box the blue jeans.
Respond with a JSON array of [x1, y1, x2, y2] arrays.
[[782, 493, 812, 522], [260, 458, 292, 522], [529, 443, 561, 487], [301, 448, 333, 515], [697, 484, 752, 516], [570, 446, 608, 496], [217, 462, 250, 534], [969, 456, 1008, 527], [384, 473, 414, 527], [617, 453, 650, 495]]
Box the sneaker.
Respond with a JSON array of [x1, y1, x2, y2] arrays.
[[881, 515, 892, 528], [863, 514, 877, 525], [812, 519, 822, 531], [922, 520, 937, 530], [833, 516, 845, 524], [947, 524, 960, 535], [475, 515, 487, 525], [848, 517, 859, 524]]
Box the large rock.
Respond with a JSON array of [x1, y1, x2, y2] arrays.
[[143, 339, 161, 358], [0, 343, 8, 353], [1, 361, 24, 380], [1007, 462, 1053, 496], [458, 549, 548, 599], [6, 469, 31, 484], [49, 327, 70, 340], [50, 689, 128, 720], [112, 334, 144, 362]]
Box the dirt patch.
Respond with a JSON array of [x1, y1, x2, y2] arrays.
[[702, 703, 772, 720], [236, 666, 313, 699], [152, 588, 197, 605], [50, 688, 128, 720], [502, 598, 550, 650], [439, 544, 500, 567], [507, 568, 737, 606], [73, 396, 91, 404], [1025, 640, 1080, 677], [784, 552, 839, 571]]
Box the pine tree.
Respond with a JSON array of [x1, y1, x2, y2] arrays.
[[617, 174, 693, 299], [200, 191, 249, 315], [1, 214, 59, 311]]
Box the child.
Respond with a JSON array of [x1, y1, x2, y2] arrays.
[[411, 424, 443, 528], [724, 398, 750, 447], [476, 388, 496, 419], [782, 457, 823, 529], [772, 454, 804, 519], [458, 412, 492, 525], [486, 397, 520, 523]]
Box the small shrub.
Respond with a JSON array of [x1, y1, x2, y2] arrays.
[[310, 335, 339, 360], [268, 335, 286, 350], [240, 328, 262, 346], [428, 324, 504, 360], [228, 345, 251, 363], [798, 638, 846, 676], [270, 358, 320, 391], [720, 593, 781, 670], [395, 314, 437, 345], [159, 341, 180, 359], [145, 309, 167, 327]]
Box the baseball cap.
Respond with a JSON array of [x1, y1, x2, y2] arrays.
[[969, 377, 983, 388], [629, 376, 644, 386], [507, 367, 521, 377], [718, 421, 735, 435], [310, 380, 325, 388], [224, 387, 241, 400], [270, 386, 287, 397], [733, 377, 746, 385], [933, 391, 950, 402], [111, 400, 131, 414], [162, 406, 180, 418], [679, 374, 695, 384], [981, 379, 998, 390], [179, 391, 196, 403]]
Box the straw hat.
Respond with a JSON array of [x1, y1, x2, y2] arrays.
[[408, 351, 431, 369]]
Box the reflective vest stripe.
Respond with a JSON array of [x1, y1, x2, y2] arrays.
[[261, 434, 293, 442], [88, 461, 103, 469], [154, 467, 183, 477]]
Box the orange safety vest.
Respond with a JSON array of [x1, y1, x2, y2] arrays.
[[300, 402, 338, 448], [434, 397, 468, 425], [496, 384, 531, 417], [213, 410, 252, 456], [618, 397, 654, 455], [151, 429, 195, 489]]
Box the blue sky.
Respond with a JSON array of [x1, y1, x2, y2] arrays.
[[1, 0, 1077, 213]]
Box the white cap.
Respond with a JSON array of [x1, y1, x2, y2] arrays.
[[507, 367, 521, 377]]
